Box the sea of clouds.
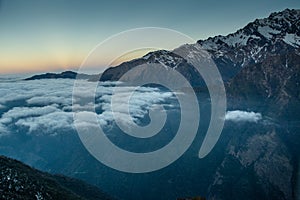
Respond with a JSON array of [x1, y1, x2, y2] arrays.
[[0, 78, 175, 136], [0, 76, 264, 137]]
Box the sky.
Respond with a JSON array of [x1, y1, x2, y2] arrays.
[[0, 0, 299, 74]]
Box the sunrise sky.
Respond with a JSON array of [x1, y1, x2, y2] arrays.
[[0, 0, 299, 74]]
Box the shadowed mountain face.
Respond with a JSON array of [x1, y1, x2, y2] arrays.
[[201, 9, 300, 200], [227, 46, 300, 119], [0, 156, 113, 200]]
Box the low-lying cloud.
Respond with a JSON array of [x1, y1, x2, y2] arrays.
[[225, 110, 262, 123], [0, 78, 175, 136], [15, 111, 74, 135]]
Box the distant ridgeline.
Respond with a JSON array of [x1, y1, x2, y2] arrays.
[[25, 71, 100, 81]]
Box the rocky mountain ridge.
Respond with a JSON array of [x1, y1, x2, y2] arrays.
[[100, 9, 300, 86]]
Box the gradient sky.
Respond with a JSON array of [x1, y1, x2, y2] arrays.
[[0, 0, 299, 74]]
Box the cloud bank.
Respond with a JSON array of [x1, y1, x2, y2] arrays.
[[225, 110, 262, 123], [0, 78, 175, 136]]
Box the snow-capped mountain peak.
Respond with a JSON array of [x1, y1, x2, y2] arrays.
[[101, 8, 300, 84], [198, 9, 300, 49]]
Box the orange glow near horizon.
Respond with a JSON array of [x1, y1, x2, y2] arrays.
[[0, 48, 154, 75], [0, 57, 80, 74]]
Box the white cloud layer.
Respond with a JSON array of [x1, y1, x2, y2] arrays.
[[0, 79, 175, 135], [225, 110, 262, 123]]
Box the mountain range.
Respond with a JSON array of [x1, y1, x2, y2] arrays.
[[99, 9, 300, 86], [21, 8, 300, 200], [26, 8, 300, 120]]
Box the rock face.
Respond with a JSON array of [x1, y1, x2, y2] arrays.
[[203, 9, 300, 200], [208, 126, 294, 200], [227, 46, 300, 119], [0, 155, 113, 200]]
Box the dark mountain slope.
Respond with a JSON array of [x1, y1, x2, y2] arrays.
[[205, 9, 300, 200], [0, 155, 113, 200], [227, 42, 300, 119]]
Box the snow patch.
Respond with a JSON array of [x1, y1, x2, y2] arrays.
[[283, 33, 300, 47], [222, 33, 251, 47], [257, 26, 280, 39]]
